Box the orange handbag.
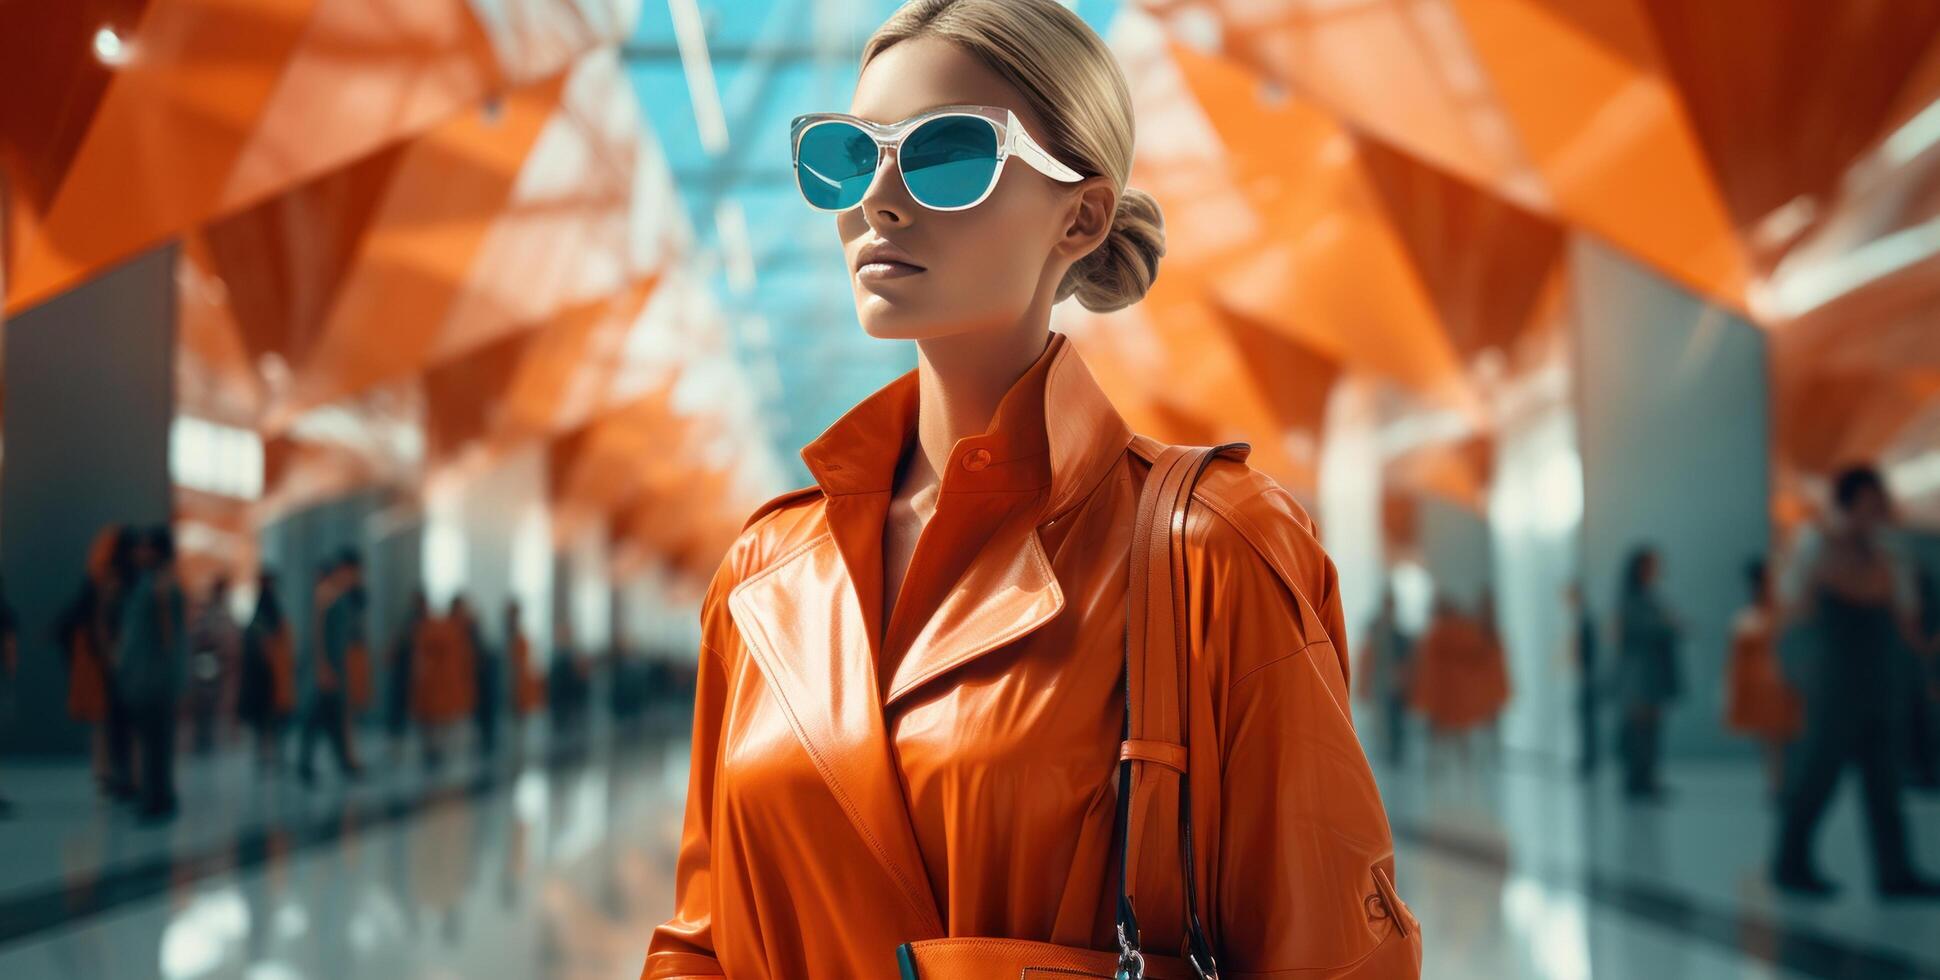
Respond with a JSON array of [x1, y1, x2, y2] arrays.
[[898, 443, 1244, 980]]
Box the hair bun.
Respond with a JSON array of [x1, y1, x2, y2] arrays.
[[1063, 186, 1165, 313]]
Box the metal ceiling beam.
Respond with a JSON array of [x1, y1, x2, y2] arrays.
[[671, 167, 795, 187], [622, 43, 860, 63]]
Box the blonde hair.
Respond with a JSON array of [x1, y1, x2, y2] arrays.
[[863, 0, 1164, 313]]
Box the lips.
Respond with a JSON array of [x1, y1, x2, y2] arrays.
[[856, 259, 925, 281], [854, 240, 926, 275]]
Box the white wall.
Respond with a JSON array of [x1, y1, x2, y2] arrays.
[[422, 445, 553, 656], [1572, 238, 1773, 759], [1487, 355, 1584, 762], [1319, 377, 1389, 653]]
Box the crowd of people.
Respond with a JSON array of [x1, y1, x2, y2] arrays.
[[45, 529, 594, 823], [1356, 463, 1940, 899], [9, 458, 1934, 904]]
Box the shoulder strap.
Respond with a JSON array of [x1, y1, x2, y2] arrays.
[[1116, 442, 1247, 980]]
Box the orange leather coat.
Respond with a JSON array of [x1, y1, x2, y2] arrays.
[[645, 331, 1420, 979]]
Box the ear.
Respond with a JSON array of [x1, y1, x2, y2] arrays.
[[1057, 176, 1118, 263]]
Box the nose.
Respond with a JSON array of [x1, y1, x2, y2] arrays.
[[858, 146, 912, 229]]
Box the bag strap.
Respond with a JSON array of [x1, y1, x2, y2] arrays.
[[1116, 442, 1247, 980]]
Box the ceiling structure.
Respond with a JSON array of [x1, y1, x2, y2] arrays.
[[4, 0, 1939, 591]]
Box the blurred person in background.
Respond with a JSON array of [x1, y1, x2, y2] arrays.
[[186, 574, 239, 756], [57, 526, 122, 796], [1724, 557, 1799, 801], [547, 619, 589, 735], [1409, 595, 1504, 771], [298, 554, 364, 786], [1357, 587, 1414, 768], [99, 526, 142, 802], [1906, 565, 1940, 789], [304, 559, 339, 737], [340, 553, 374, 725], [459, 594, 500, 765], [1772, 465, 1940, 898], [1615, 544, 1681, 802], [1563, 581, 1601, 778], [238, 570, 294, 773], [505, 600, 544, 751], [415, 597, 476, 771], [115, 525, 187, 822], [386, 589, 430, 766]]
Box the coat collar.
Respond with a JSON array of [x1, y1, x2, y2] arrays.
[[789, 329, 1135, 690], [724, 330, 1134, 934], [798, 329, 1134, 526]]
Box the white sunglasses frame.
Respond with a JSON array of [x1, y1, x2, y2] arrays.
[[789, 104, 1085, 213]]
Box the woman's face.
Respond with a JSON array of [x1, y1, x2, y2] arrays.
[[839, 37, 1114, 341]]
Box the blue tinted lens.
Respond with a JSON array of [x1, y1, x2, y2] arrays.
[[901, 115, 1000, 209], [796, 121, 878, 210]]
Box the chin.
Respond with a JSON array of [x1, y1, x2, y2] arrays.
[[854, 294, 939, 340], [852, 290, 1027, 342], [857, 314, 927, 341], [860, 316, 1001, 343]]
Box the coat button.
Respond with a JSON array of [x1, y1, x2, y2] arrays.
[[962, 448, 992, 471]]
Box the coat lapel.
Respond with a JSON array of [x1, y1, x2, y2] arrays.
[[724, 529, 945, 936], [880, 337, 1133, 710], [882, 505, 1065, 708]]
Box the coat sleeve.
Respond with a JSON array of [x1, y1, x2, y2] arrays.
[[1191, 509, 1422, 978], [643, 569, 736, 978]]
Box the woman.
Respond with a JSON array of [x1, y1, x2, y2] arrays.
[[1408, 595, 1503, 768], [115, 525, 187, 821], [238, 572, 294, 772], [297, 558, 362, 784], [1615, 545, 1681, 801], [1357, 589, 1414, 768], [1724, 558, 1799, 799], [454, 596, 498, 761], [643, 3, 1419, 977], [386, 590, 430, 764], [96, 526, 143, 801], [1563, 581, 1600, 778], [185, 575, 239, 756], [57, 526, 122, 792], [413, 599, 475, 771], [505, 600, 543, 722]]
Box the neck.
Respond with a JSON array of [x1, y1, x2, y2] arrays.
[[905, 322, 1051, 492]]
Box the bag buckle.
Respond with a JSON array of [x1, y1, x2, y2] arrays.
[[1187, 947, 1220, 979], [1115, 922, 1145, 980]]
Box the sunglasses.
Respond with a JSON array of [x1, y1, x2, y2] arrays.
[[790, 104, 1084, 213]]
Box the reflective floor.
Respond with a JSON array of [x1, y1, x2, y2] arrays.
[[1, 710, 1937, 979], [1380, 744, 1940, 980]]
